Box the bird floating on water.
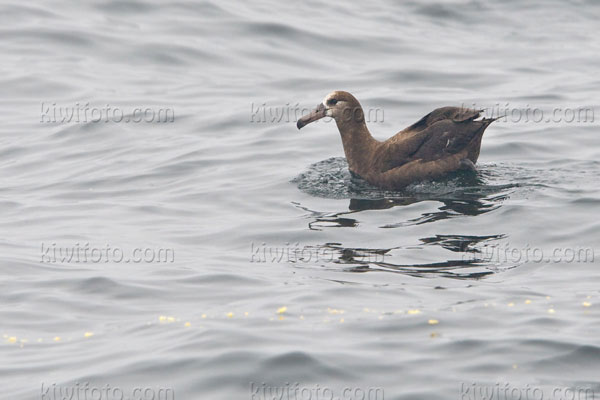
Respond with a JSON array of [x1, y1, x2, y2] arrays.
[[297, 91, 497, 189]]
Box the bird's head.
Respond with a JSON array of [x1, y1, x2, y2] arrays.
[[296, 91, 364, 129]]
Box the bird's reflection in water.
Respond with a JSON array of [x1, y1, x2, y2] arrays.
[[293, 168, 516, 278], [304, 235, 506, 279], [302, 182, 513, 230]]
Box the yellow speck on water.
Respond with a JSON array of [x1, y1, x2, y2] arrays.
[[393, 310, 403, 314], [525, 299, 532, 304], [54, 337, 61, 342], [507, 302, 515, 307], [184, 322, 191, 328], [244, 312, 249, 317], [582, 302, 592, 307], [430, 332, 439, 338], [299, 315, 305, 320], [201, 314, 207, 319], [407, 309, 421, 315], [428, 319, 439, 325], [339, 318, 344, 323], [84, 332, 94, 338], [363, 308, 370, 312], [546, 296, 551, 300], [327, 308, 344, 315], [512, 364, 518, 369], [587, 295, 592, 299], [159, 315, 176, 323], [8, 337, 17, 344], [548, 308, 556, 314], [278, 316, 285, 321], [277, 306, 287, 314], [226, 312, 234, 318]]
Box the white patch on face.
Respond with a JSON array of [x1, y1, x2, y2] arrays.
[[323, 92, 337, 117], [322, 92, 336, 107]]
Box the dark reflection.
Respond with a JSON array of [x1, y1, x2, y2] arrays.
[[350, 187, 511, 227], [309, 217, 358, 230], [293, 158, 519, 278], [307, 236, 510, 279], [297, 182, 512, 231], [420, 234, 506, 253]]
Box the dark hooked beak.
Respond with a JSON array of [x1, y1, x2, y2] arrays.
[[297, 103, 327, 130]]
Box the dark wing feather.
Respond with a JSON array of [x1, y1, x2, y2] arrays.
[[403, 106, 483, 134], [408, 118, 492, 161], [371, 108, 494, 172]]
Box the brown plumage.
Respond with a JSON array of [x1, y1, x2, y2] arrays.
[[297, 91, 497, 189]]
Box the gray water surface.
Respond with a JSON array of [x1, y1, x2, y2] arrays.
[[1, 1, 599, 399]]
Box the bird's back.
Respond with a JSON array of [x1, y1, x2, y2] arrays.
[[370, 107, 496, 174]]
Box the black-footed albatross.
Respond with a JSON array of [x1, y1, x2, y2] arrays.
[[296, 91, 497, 190]]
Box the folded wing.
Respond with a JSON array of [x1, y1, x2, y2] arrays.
[[371, 107, 495, 172]]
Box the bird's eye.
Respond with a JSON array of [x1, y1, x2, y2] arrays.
[[328, 99, 338, 106]]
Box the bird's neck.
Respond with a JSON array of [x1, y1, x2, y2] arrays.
[[335, 117, 379, 176]]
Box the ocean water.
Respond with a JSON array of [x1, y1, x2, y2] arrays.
[[1, 0, 599, 399]]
